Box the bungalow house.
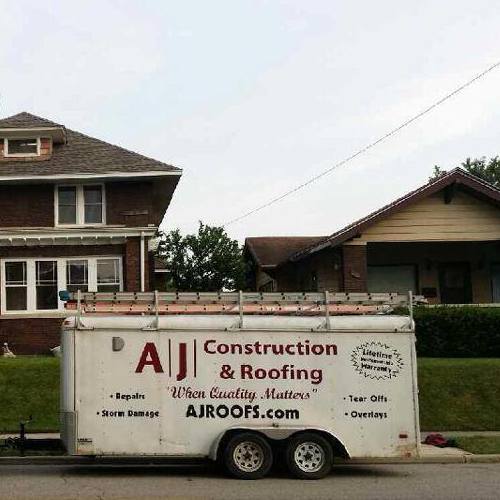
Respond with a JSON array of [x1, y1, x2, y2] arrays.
[[245, 168, 500, 304], [0, 112, 181, 353]]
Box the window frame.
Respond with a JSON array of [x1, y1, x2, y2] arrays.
[[0, 256, 122, 315], [4, 137, 41, 157], [54, 184, 106, 226]]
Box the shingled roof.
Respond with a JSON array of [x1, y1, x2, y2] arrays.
[[0, 111, 63, 129], [244, 236, 326, 268], [0, 112, 181, 178]]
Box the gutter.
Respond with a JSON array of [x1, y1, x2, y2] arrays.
[[0, 171, 182, 183]]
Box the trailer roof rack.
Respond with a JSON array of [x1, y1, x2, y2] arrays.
[[60, 291, 425, 318]]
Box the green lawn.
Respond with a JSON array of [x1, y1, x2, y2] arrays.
[[0, 357, 59, 433], [418, 358, 500, 431], [1, 356, 499, 434], [454, 436, 500, 455]]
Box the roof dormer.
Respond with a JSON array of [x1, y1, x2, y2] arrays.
[[0, 112, 66, 162]]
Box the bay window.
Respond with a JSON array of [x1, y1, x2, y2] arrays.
[[1, 257, 122, 314], [56, 184, 104, 225]]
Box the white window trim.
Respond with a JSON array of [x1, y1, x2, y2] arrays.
[[54, 183, 106, 227], [3, 137, 41, 157], [0, 256, 122, 315]]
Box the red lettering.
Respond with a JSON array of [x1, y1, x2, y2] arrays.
[[240, 364, 253, 379], [135, 342, 164, 373]]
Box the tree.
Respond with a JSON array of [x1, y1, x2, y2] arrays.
[[156, 222, 246, 292], [430, 156, 500, 188]]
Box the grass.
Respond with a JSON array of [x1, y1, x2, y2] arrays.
[[0, 356, 59, 433], [1, 356, 499, 434], [454, 436, 500, 455], [418, 358, 500, 431]]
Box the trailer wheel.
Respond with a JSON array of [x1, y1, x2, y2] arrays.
[[223, 432, 273, 480], [285, 433, 333, 479]]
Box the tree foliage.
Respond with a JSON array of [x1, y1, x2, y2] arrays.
[[156, 222, 245, 292], [430, 156, 500, 188]]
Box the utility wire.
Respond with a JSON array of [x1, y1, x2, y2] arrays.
[[223, 59, 500, 226]]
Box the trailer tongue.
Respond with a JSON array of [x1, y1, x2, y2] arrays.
[[59, 291, 422, 479]]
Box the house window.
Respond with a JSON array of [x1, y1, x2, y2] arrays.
[[84, 186, 103, 224], [36, 261, 58, 310], [1, 257, 122, 314], [5, 262, 27, 310], [4, 138, 40, 157], [66, 260, 88, 293], [58, 187, 77, 224], [56, 185, 104, 225], [97, 258, 121, 292]]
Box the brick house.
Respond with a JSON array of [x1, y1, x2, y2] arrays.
[[0, 112, 181, 353], [245, 168, 500, 304]]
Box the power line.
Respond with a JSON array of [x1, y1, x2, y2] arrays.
[[223, 59, 500, 226]]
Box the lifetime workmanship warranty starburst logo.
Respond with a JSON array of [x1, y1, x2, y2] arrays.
[[350, 341, 404, 380]]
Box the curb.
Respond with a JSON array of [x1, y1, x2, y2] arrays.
[[465, 454, 500, 464], [1, 454, 500, 466], [338, 453, 500, 465]]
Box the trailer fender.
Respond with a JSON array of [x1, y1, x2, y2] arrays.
[[209, 426, 350, 461]]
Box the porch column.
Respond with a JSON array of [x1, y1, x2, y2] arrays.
[[125, 237, 141, 291], [342, 244, 368, 293]]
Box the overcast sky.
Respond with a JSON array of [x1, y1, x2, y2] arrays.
[[1, 1, 500, 242]]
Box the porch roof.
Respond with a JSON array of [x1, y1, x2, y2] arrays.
[[0, 226, 156, 246]]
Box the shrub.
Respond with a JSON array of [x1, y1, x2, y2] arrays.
[[414, 306, 500, 357]]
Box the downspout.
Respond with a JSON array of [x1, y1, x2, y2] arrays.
[[140, 231, 145, 292]]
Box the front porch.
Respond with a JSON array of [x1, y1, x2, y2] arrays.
[[365, 241, 500, 304]]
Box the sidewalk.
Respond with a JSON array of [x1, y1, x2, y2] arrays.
[[2, 432, 500, 465]]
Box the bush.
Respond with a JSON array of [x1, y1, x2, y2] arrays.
[[414, 306, 500, 357]]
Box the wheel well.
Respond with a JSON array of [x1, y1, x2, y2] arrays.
[[215, 429, 271, 463], [289, 430, 350, 459]]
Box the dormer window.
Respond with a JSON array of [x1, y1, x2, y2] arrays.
[[4, 138, 40, 157]]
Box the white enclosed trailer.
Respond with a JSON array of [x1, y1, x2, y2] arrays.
[[60, 292, 421, 479]]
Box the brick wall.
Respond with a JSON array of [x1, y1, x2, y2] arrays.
[[124, 237, 151, 291], [342, 245, 368, 292], [106, 181, 154, 226], [0, 184, 54, 226], [0, 317, 62, 355]]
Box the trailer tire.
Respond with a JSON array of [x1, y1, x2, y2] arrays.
[[285, 432, 333, 479], [223, 432, 273, 480]]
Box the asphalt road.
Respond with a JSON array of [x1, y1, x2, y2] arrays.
[[0, 463, 499, 499]]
